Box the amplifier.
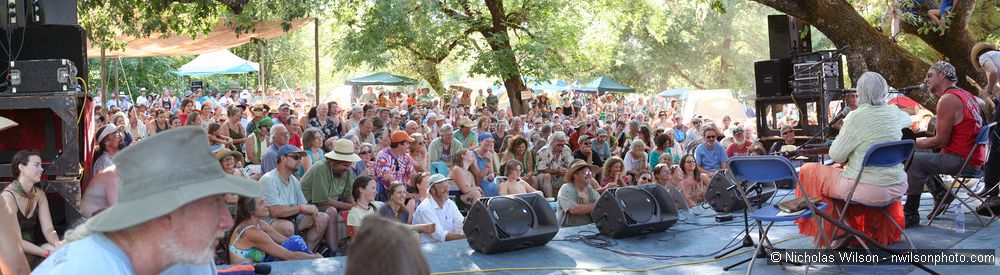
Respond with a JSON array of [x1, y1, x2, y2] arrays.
[[8, 59, 79, 93]]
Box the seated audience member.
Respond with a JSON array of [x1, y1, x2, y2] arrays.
[[345, 216, 431, 275], [2, 150, 64, 267], [725, 127, 753, 157], [81, 166, 120, 218], [557, 161, 600, 227], [377, 182, 436, 237], [228, 196, 320, 263], [413, 174, 466, 243], [261, 145, 336, 253], [768, 125, 799, 154], [535, 131, 574, 198], [374, 131, 417, 200], [93, 125, 124, 175], [599, 156, 628, 193], [216, 148, 250, 179], [346, 176, 383, 238], [572, 135, 605, 167], [469, 133, 502, 197], [623, 140, 650, 173], [498, 160, 542, 196], [448, 151, 483, 206], [0, 124, 29, 273], [653, 163, 689, 209], [406, 172, 432, 214], [694, 126, 728, 174], [678, 154, 711, 205], [795, 72, 911, 247], [501, 136, 539, 193]]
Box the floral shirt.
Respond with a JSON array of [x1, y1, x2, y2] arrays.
[[374, 148, 415, 198], [308, 117, 341, 140], [535, 144, 574, 173]]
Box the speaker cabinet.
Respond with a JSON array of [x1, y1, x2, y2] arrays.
[[754, 58, 792, 98], [705, 171, 777, 212], [0, 25, 88, 84], [30, 0, 78, 26], [591, 184, 678, 239], [463, 193, 559, 254], [768, 14, 811, 59]]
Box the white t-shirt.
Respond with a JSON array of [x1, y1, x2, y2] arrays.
[[413, 197, 464, 243], [32, 234, 134, 274]]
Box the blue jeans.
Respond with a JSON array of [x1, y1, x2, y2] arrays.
[[263, 235, 310, 262]]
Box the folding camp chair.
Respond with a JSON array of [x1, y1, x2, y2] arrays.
[[928, 122, 997, 226], [828, 140, 916, 252], [726, 156, 829, 275]]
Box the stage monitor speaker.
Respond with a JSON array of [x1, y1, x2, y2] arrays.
[[705, 171, 778, 212], [592, 184, 678, 239], [463, 193, 559, 254], [0, 25, 88, 84], [754, 58, 792, 97], [768, 14, 811, 59], [30, 0, 78, 26]]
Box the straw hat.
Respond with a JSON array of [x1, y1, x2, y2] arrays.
[[459, 117, 474, 128], [213, 148, 244, 162], [564, 160, 598, 183], [324, 139, 362, 162], [971, 42, 997, 72], [86, 127, 263, 232], [0, 116, 17, 132]]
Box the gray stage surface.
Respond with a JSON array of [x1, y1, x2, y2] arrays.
[[256, 189, 1000, 274]]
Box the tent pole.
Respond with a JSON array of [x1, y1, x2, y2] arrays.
[[314, 18, 320, 107], [100, 48, 108, 116]]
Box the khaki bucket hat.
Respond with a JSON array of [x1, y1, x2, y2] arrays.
[[85, 126, 263, 232]]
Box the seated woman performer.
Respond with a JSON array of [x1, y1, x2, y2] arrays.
[[795, 72, 912, 248]]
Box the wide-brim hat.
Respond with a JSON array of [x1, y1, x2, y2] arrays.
[[459, 117, 474, 128], [971, 42, 997, 71], [564, 161, 598, 183], [214, 148, 244, 162], [324, 139, 362, 162], [0, 116, 17, 132], [86, 127, 263, 232], [427, 174, 452, 193], [97, 125, 122, 143]]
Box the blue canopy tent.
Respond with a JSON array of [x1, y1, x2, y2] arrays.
[[345, 72, 419, 102], [173, 49, 260, 76], [657, 88, 690, 99], [575, 76, 635, 94]]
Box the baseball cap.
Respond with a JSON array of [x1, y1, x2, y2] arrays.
[[478, 132, 494, 142], [277, 144, 304, 157], [390, 131, 415, 143]]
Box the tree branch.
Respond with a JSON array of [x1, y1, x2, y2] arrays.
[[670, 64, 708, 90]]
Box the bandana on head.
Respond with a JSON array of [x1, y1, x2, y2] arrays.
[[930, 61, 958, 83]]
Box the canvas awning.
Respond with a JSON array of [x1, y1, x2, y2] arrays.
[[174, 49, 259, 76], [345, 72, 418, 86], [87, 19, 313, 58], [575, 76, 635, 93]]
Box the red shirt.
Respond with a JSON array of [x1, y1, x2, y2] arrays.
[[941, 88, 985, 167], [726, 140, 753, 157], [289, 134, 302, 148]]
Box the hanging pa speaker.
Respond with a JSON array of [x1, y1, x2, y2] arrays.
[[591, 184, 679, 239], [463, 193, 559, 254]]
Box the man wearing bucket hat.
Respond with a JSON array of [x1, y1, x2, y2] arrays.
[[971, 42, 1000, 198], [260, 145, 336, 254], [92, 124, 124, 175], [454, 117, 478, 149], [412, 174, 466, 244], [33, 127, 263, 274], [300, 139, 362, 253], [556, 160, 600, 227], [374, 131, 416, 200]]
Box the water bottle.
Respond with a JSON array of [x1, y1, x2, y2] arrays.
[[954, 203, 966, 234]]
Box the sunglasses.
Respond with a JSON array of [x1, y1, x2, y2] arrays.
[[285, 155, 302, 160], [781, 131, 794, 135], [359, 151, 371, 155], [705, 135, 716, 139]]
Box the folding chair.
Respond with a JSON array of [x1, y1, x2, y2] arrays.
[[829, 140, 916, 252], [726, 156, 829, 275], [928, 122, 997, 226]]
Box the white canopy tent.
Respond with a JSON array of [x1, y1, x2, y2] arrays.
[[173, 49, 260, 76]]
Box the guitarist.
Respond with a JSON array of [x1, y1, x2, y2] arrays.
[[793, 72, 912, 248], [905, 61, 986, 226], [971, 42, 1000, 198]]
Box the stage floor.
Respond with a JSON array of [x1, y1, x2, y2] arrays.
[[260, 189, 1000, 274]]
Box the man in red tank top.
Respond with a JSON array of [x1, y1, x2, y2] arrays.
[[904, 61, 985, 227]]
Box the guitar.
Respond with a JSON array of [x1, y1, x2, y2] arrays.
[[966, 76, 996, 123]]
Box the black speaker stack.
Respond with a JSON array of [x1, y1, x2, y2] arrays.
[[463, 193, 559, 254]]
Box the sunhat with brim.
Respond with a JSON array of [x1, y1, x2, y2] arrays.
[[86, 126, 263, 232], [214, 148, 244, 162], [427, 174, 452, 193], [971, 42, 997, 71], [564, 161, 598, 183], [324, 139, 362, 162], [0, 116, 17, 132], [459, 117, 474, 128], [97, 125, 122, 143]]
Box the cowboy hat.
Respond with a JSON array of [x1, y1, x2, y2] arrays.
[[86, 127, 263, 232], [0, 116, 17, 132], [971, 42, 997, 72], [564, 160, 598, 183], [459, 117, 474, 128], [213, 148, 244, 162], [324, 139, 362, 162]]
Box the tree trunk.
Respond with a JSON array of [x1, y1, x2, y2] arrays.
[[750, 0, 982, 113], [412, 60, 446, 97], [482, 0, 526, 115]]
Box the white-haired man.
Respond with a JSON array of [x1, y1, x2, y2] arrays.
[[260, 124, 290, 174], [535, 131, 574, 198], [33, 127, 262, 274]]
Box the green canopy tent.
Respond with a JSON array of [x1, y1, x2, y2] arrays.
[[574, 76, 635, 94], [346, 72, 419, 104]]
